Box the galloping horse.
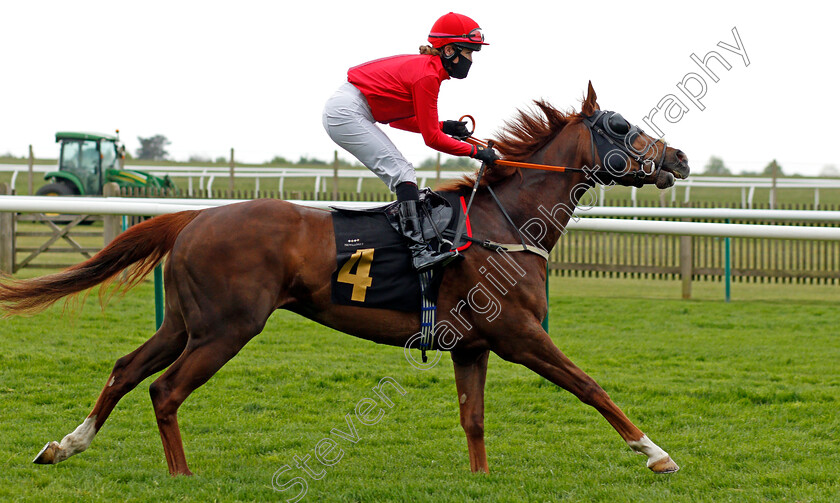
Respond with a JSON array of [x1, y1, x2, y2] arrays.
[[0, 83, 690, 476]]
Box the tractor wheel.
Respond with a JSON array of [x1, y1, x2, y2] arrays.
[[35, 182, 86, 223], [36, 182, 78, 197]]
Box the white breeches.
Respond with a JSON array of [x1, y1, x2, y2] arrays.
[[322, 82, 417, 192]]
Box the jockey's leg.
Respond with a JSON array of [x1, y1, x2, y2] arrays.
[[322, 83, 455, 271], [323, 83, 418, 192], [395, 185, 456, 271]]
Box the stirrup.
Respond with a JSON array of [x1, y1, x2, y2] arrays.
[[415, 249, 459, 273]]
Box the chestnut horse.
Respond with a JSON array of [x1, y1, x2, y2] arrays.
[[0, 83, 690, 476]]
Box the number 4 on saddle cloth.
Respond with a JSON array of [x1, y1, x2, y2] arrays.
[[329, 189, 471, 312]]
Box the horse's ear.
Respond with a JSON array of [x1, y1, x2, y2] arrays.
[[582, 81, 600, 115]]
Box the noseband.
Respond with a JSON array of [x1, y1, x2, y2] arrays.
[[582, 110, 667, 186]]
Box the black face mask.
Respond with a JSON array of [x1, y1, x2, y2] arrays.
[[442, 52, 472, 79]]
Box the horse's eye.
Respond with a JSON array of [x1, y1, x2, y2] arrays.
[[607, 113, 630, 136]]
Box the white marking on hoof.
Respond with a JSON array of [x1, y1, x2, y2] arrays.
[[34, 417, 98, 464], [627, 435, 674, 471]]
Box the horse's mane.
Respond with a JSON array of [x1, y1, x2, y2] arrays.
[[438, 100, 583, 192]]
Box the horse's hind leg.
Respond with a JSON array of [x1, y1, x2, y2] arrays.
[[33, 315, 187, 465], [149, 325, 260, 476], [452, 349, 490, 473], [495, 324, 679, 474]]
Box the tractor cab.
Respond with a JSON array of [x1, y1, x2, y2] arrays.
[[37, 131, 174, 196], [55, 132, 119, 195]]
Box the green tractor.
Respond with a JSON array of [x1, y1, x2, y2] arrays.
[[36, 131, 176, 196]]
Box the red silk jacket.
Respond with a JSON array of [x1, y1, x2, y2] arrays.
[[348, 54, 473, 157]]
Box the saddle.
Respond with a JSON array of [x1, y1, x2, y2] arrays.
[[331, 189, 464, 250], [329, 189, 470, 312]]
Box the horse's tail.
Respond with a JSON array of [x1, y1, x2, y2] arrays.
[[0, 210, 201, 317]]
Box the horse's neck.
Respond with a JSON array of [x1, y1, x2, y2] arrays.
[[495, 124, 593, 251]]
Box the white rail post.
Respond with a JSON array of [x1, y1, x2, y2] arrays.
[[10, 170, 19, 193], [229, 148, 235, 195], [0, 183, 15, 273], [102, 183, 122, 246], [28, 145, 34, 195], [333, 150, 339, 200]]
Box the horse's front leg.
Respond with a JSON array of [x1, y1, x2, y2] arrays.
[[494, 322, 679, 474], [451, 349, 490, 473]]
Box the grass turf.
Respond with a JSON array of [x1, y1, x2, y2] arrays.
[[0, 276, 838, 502]]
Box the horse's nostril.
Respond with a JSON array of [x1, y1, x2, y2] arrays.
[[676, 150, 688, 163]]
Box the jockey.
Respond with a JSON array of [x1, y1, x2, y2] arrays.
[[323, 12, 499, 272]]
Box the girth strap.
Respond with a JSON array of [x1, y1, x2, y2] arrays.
[[461, 236, 549, 261]]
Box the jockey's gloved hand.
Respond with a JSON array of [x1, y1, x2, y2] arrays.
[[472, 145, 499, 165], [441, 120, 471, 139]]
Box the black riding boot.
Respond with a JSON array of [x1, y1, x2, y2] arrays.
[[397, 200, 456, 272]]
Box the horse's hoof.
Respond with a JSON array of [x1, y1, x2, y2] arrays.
[[33, 441, 60, 464], [648, 455, 680, 474]]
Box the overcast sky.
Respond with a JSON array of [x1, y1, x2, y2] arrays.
[[2, 1, 837, 176]]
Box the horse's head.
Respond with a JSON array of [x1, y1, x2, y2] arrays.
[[580, 81, 690, 188]]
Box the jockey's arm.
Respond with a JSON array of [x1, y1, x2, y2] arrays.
[[388, 76, 473, 158]]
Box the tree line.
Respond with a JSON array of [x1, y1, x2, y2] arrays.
[[131, 134, 480, 169], [704, 156, 840, 177], [703, 156, 785, 176]]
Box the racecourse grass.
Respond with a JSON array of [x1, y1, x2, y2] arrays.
[[0, 275, 838, 502]]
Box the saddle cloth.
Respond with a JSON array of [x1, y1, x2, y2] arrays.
[[329, 190, 470, 311]]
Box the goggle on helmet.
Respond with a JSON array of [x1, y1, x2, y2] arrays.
[[427, 12, 489, 52]]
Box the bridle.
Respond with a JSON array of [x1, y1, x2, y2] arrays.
[[581, 110, 668, 186]]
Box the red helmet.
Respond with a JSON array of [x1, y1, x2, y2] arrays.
[[427, 12, 488, 51]]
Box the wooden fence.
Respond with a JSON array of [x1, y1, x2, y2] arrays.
[[552, 201, 840, 285]]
